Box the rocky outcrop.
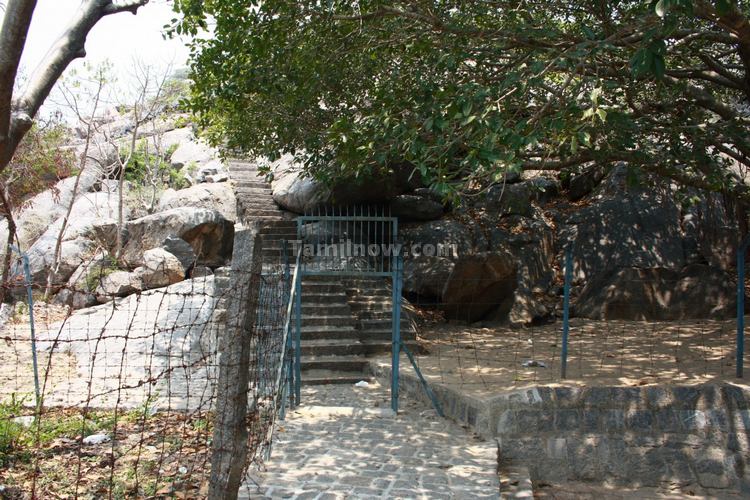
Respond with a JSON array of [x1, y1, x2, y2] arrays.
[[270, 155, 419, 213], [136, 248, 186, 289], [170, 137, 218, 169], [17, 191, 125, 285], [390, 194, 444, 221], [441, 251, 518, 322], [575, 264, 736, 320], [120, 208, 234, 268], [158, 183, 237, 222]]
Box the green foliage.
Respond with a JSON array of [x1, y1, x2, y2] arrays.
[[0, 394, 116, 466], [84, 256, 118, 293], [171, 0, 750, 203], [2, 123, 75, 211], [120, 139, 189, 191]]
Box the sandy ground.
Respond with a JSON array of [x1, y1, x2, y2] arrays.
[[0, 303, 80, 403], [374, 316, 750, 399]]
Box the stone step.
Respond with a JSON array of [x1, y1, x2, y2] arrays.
[[300, 326, 361, 340], [360, 318, 412, 330], [301, 356, 369, 372], [301, 339, 365, 357], [300, 370, 371, 386], [245, 209, 285, 218], [299, 292, 350, 304], [301, 315, 356, 327], [302, 303, 351, 315]]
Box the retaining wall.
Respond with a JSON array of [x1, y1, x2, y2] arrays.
[[369, 363, 750, 493]]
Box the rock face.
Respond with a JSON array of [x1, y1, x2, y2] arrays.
[[170, 137, 218, 169], [17, 191, 125, 285], [95, 270, 142, 301], [441, 252, 518, 322], [390, 194, 444, 221], [39, 277, 219, 407], [575, 264, 736, 320], [121, 208, 234, 268], [136, 248, 186, 289], [158, 183, 237, 222], [270, 155, 419, 214]]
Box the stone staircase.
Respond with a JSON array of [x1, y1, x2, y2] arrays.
[[227, 160, 418, 386]]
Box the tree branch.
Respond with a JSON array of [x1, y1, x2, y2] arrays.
[[0, 0, 37, 156], [0, 0, 149, 167]]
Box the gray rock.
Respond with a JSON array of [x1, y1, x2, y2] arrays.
[[136, 248, 186, 289], [161, 236, 198, 271], [95, 270, 142, 301], [402, 256, 455, 298], [575, 264, 736, 320], [121, 208, 234, 268], [16, 191, 126, 286], [390, 194, 444, 221], [190, 266, 213, 278], [170, 137, 218, 169], [561, 191, 685, 282], [270, 155, 331, 213], [38, 277, 219, 408], [442, 251, 517, 322], [157, 183, 236, 222], [566, 165, 606, 201], [481, 183, 533, 217]]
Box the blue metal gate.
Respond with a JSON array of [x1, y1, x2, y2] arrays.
[[281, 205, 442, 415]]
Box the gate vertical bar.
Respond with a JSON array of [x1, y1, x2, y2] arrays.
[[391, 250, 402, 414], [737, 237, 750, 378], [561, 248, 572, 379], [295, 217, 303, 403]]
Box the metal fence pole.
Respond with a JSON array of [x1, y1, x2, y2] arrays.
[[11, 247, 41, 409], [391, 255, 402, 413], [561, 248, 573, 379], [737, 237, 750, 378], [294, 275, 302, 404]]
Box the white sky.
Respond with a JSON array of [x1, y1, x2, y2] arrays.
[[14, 0, 190, 113]]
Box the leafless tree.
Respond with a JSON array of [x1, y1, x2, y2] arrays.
[[0, 0, 149, 175]]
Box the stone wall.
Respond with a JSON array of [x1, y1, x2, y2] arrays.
[[369, 363, 750, 493]]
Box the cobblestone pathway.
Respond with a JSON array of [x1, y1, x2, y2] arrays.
[[240, 382, 501, 499]]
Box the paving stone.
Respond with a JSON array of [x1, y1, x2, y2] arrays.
[[247, 382, 500, 497]]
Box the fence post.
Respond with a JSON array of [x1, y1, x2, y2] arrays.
[[209, 228, 263, 499], [391, 255, 403, 413], [294, 275, 302, 405], [561, 248, 573, 379], [737, 237, 750, 378]]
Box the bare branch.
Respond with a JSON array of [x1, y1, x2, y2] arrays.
[[0, 0, 149, 167], [0, 0, 37, 153]]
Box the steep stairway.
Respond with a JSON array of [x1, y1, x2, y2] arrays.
[[227, 160, 419, 386]]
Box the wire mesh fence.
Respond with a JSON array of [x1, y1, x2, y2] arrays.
[[399, 269, 745, 401], [0, 227, 291, 498]]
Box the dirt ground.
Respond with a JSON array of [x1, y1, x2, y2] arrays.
[[376, 316, 750, 399], [0, 304, 80, 403]]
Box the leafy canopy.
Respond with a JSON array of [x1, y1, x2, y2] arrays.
[[172, 1, 750, 202]]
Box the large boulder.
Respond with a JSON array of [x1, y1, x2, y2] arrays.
[[402, 256, 455, 298], [158, 183, 237, 222], [0, 169, 101, 253], [170, 137, 217, 169], [390, 194, 444, 221], [442, 251, 517, 322], [120, 208, 234, 268], [38, 276, 219, 408], [269, 155, 419, 214], [136, 248, 186, 289], [53, 253, 110, 310], [479, 183, 533, 217], [95, 270, 142, 301], [16, 191, 125, 286], [575, 264, 736, 320], [161, 236, 198, 271], [270, 155, 330, 213], [560, 190, 686, 283]]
